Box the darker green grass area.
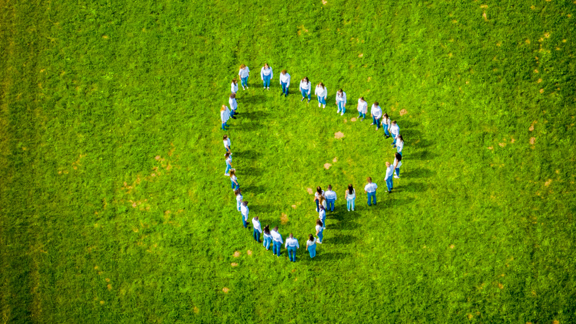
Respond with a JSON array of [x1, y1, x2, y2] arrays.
[[1, 0, 576, 323]]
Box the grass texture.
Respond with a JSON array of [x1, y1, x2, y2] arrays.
[[1, 0, 576, 322]]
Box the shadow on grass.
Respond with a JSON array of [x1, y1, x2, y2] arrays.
[[402, 168, 436, 178], [251, 204, 279, 213], [237, 94, 267, 105], [412, 139, 434, 149], [238, 110, 269, 120], [386, 197, 415, 206], [399, 120, 420, 129], [239, 167, 262, 176], [234, 150, 261, 159], [235, 122, 265, 131], [326, 209, 361, 230], [323, 234, 357, 245], [314, 252, 351, 261], [396, 182, 434, 192], [240, 185, 266, 195]]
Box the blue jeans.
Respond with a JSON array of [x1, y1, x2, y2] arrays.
[[320, 215, 326, 229], [386, 177, 393, 191], [326, 199, 335, 211], [263, 236, 272, 250], [317, 230, 323, 243], [287, 247, 297, 262], [301, 89, 311, 99], [273, 241, 282, 256], [318, 96, 326, 105], [221, 122, 227, 130], [347, 198, 355, 211], [367, 192, 376, 206], [281, 82, 289, 96], [241, 77, 248, 87], [315, 200, 319, 212], [230, 109, 236, 117], [383, 124, 390, 136], [262, 75, 271, 88], [392, 134, 397, 145], [337, 102, 346, 113], [253, 229, 260, 242], [398, 151, 403, 156], [373, 116, 380, 129], [225, 163, 231, 174], [358, 112, 366, 119], [308, 245, 316, 258], [231, 181, 239, 190], [242, 217, 247, 228], [236, 200, 241, 211], [396, 168, 401, 176]]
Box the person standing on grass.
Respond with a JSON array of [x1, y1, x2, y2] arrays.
[[231, 79, 238, 94], [261, 63, 273, 90], [235, 189, 243, 212], [396, 135, 404, 156], [263, 225, 273, 250], [382, 113, 391, 138], [239, 64, 250, 90], [336, 89, 347, 116], [285, 233, 300, 262], [300, 77, 312, 103], [324, 185, 337, 212], [230, 169, 239, 190], [271, 226, 283, 257], [280, 70, 291, 97], [306, 234, 317, 258], [370, 102, 382, 130], [315, 219, 324, 244], [364, 177, 378, 206], [314, 186, 325, 212], [390, 120, 401, 147], [241, 201, 249, 228], [345, 184, 356, 212], [220, 105, 230, 131], [319, 205, 326, 230], [393, 152, 402, 179], [224, 152, 233, 176], [357, 97, 368, 121], [315, 82, 327, 108], [223, 135, 231, 153], [385, 161, 394, 193], [229, 93, 238, 119], [252, 216, 262, 242]]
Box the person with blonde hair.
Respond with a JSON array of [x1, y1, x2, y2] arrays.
[[229, 93, 238, 119], [279, 70, 291, 97], [260, 63, 273, 90], [364, 177, 378, 206], [239, 64, 250, 90], [220, 105, 230, 131], [315, 82, 327, 108]]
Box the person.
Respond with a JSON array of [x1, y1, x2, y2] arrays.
[[240, 201, 249, 228], [315, 82, 327, 108], [357, 97, 368, 121], [271, 226, 283, 257], [324, 185, 337, 212], [234, 189, 243, 212], [280, 70, 291, 97], [315, 219, 324, 244], [382, 113, 391, 138], [285, 233, 300, 262], [230, 169, 239, 190], [224, 152, 233, 176], [336, 89, 347, 116], [229, 93, 238, 119], [396, 135, 404, 156], [385, 162, 394, 193], [370, 102, 382, 130], [231, 79, 238, 94], [345, 184, 356, 212], [220, 105, 230, 131], [313, 186, 325, 212], [300, 77, 312, 103], [263, 225, 273, 250], [393, 152, 402, 179], [364, 177, 378, 206], [306, 234, 317, 258], [319, 205, 326, 230], [239, 64, 250, 90], [223, 135, 231, 153], [252, 216, 262, 242], [390, 120, 401, 147], [260, 63, 273, 90]]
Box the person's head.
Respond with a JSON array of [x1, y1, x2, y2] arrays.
[[264, 225, 270, 234], [225, 152, 231, 159], [273, 226, 279, 232], [348, 184, 354, 194], [242, 201, 248, 206], [395, 152, 402, 160], [289, 233, 294, 239], [240, 64, 246, 69], [327, 185, 332, 191], [220, 105, 226, 111], [383, 113, 388, 118], [254, 216, 259, 221], [319, 82, 325, 89], [338, 88, 343, 95], [374, 101, 379, 106], [308, 234, 314, 241], [316, 186, 322, 194], [398, 135, 404, 142], [367, 177, 372, 183], [386, 161, 391, 167], [232, 78, 237, 84], [303, 77, 309, 83], [281, 69, 287, 74], [223, 135, 228, 140], [392, 120, 397, 125], [230, 93, 236, 99], [235, 189, 241, 196], [359, 96, 365, 101], [229, 169, 235, 177], [264, 63, 269, 68], [316, 219, 323, 227]]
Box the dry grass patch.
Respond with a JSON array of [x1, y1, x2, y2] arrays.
[[281, 213, 289, 225], [324, 163, 332, 170], [233, 251, 241, 257], [334, 131, 345, 139]]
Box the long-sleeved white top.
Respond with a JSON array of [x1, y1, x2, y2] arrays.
[[382, 116, 391, 128], [364, 182, 378, 193], [231, 82, 238, 93], [345, 189, 356, 200], [300, 80, 311, 91], [336, 92, 347, 104], [390, 124, 400, 136], [229, 97, 237, 111], [396, 140, 404, 153], [239, 67, 250, 78], [280, 73, 291, 87], [241, 205, 249, 220], [315, 85, 327, 98], [221, 108, 230, 123], [285, 237, 300, 248], [324, 190, 337, 200], [394, 157, 402, 169], [252, 218, 262, 233], [261, 67, 273, 79], [271, 230, 283, 243], [223, 138, 231, 149], [236, 193, 243, 203], [263, 232, 273, 241], [385, 164, 395, 179], [371, 105, 382, 119], [307, 238, 316, 247], [357, 99, 368, 113], [319, 209, 326, 219]]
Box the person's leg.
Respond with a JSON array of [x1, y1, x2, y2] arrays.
[[318, 231, 323, 243], [342, 104, 346, 114], [322, 97, 326, 107], [309, 247, 314, 258], [372, 115, 376, 125], [231, 181, 234, 189], [315, 200, 319, 212], [384, 125, 389, 137], [396, 168, 400, 177], [322, 216, 326, 229], [273, 241, 277, 254], [225, 164, 231, 174], [367, 192, 371, 206], [352, 198, 355, 211], [392, 134, 397, 146], [374, 193, 377, 205], [277, 244, 282, 256], [347, 199, 351, 211], [307, 90, 311, 100], [257, 231, 261, 242], [376, 118, 380, 129]]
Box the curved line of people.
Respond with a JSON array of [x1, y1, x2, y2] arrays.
[[219, 63, 408, 262]]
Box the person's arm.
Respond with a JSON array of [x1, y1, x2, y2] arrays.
[[296, 240, 300, 249], [270, 68, 273, 79], [260, 68, 264, 80], [306, 243, 308, 251], [286, 75, 290, 87], [316, 228, 320, 236]]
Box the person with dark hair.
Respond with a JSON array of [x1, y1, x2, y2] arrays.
[[313, 186, 325, 212], [325, 185, 337, 212], [224, 152, 233, 176], [260, 63, 273, 90], [223, 135, 231, 153], [315, 219, 324, 244], [364, 177, 378, 206], [306, 234, 317, 258], [263, 225, 272, 250], [345, 184, 356, 212], [319, 205, 326, 230], [315, 82, 327, 108], [231, 78, 238, 94], [229, 93, 238, 119], [336, 89, 347, 116], [393, 152, 402, 179], [285, 233, 300, 262], [370, 102, 382, 130], [234, 189, 243, 212], [229, 169, 239, 190], [396, 135, 404, 156], [300, 77, 312, 103], [279, 70, 291, 97], [271, 226, 283, 257], [240, 201, 249, 228], [252, 216, 262, 242], [357, 97, 368, 121], [385, 161, 394, 193]]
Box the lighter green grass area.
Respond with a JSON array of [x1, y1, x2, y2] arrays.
[[1, 0, 576, 323]]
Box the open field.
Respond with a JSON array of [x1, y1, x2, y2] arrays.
[[1, 0, 576, 322]]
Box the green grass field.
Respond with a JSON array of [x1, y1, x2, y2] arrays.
[[2, 0, 576, 322]]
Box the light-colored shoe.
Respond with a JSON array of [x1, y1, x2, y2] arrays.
[[225, 173, 230, 176], [341, 112, 344, 116], [318, 103, 321, 107], [323, 105, 326, 108], [317, 241, 322, 244], [394, 175, 400, 179], [370, 123, 374, 125]]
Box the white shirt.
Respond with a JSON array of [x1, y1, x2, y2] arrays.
[[307, 238, 316, 247], [280, 73, 291, 87], [390, 124, 400, 136], [230, 175, 237, 183], [319, 209, 326, 219], [271, 230, 283, 243], [236, 194, 243, 203], [241, 205, 249, 220], [314, 191, 325, 199], [396, 140, 404, 153], [285, 237, 300, 248], [316, 224, 323, 233], [394, 157, 402, 169], [220, 109, 230, 123], [315, 85, 327, 98], [300, 80, 311, 91], [364, 182, 378, 193], [382, 116, 390, 127], [336, 92, 347, 104], [223, 138, 231, 149], [229, 97, 237, 111], [226, 157, 232, 165], [263, 232, 273, 240], [252, 218, 262, 233], [357, 99, 368, 113], [345, 189, 356, 200], [239, 67, 250, 78], [260, 67, 273, 79], [385, 165, 394, 179], [231, 82, 238, 93], [324, 190, 337, 200], [371, 105, 382, 119]]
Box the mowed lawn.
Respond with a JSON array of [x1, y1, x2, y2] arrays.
[[1, 0, 576, 322]]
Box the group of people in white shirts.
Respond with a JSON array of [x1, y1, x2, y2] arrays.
[[219, 63, 408, 262]]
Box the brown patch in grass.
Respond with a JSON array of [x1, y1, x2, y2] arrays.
[[292, 205, 297, 209], [499, 143, 506, 147], [400, 109, 408, 116], [358, 53, 363, 57], [544, 179, 552, 187], [324, 163, 332, 170], [529, 121, 537, 131], [534, 69, 539, 73], [334, 131, 344, 139], [233, 251, 241, 258], [539, 89, 544, 93], [498, 283, 504, 289], [231, 262, 238, 267], [480, 4, 488, 8], [333, 157, 338, 163], [510, 138, 516, 143], [307, 188, 314, 195], [367, 77, 372, 82], [222, 287, 230, 293], [350, 117, 357, 122], [100, 300, 105, 305], [246, 250, 253, 256], [468, 314, 473, 320], [343, 118, 348, 123], [281, 213, 289, 225], [530, 137, 536, 144], [155, 155, 161, 161], [487, 146, 493, 150], [107, 284, 112, 290], [322, 0, 327, 4], [449, 244, 455, 249], [483, 12, 488, 21], [193, 306, 200, 314]]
